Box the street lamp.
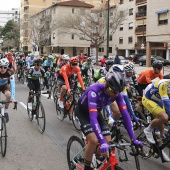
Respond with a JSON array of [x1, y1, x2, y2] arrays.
[[106, 0, 110, 58]]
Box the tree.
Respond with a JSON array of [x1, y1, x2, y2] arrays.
[[0, 20, 20, 51], [58, 6, 127, 64]]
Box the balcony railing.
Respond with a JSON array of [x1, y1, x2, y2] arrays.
[[135, 26, 146, 34], [136, 0, 147, 5], [136, 12, 146, 19], [150, 42, 168, 49]]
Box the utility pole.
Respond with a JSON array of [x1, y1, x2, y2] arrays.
[[106, 0, 110, 58]]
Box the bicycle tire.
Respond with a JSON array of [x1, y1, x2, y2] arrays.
[[72, 107, 81, 132], [136, 131, 153, 159], [106, 165, 124, 170], [67, 136, 85, 170], [0, 116, 7, 157], [116, 136, 140, 170], [27, 97, 33, 121], [55, 97, 65, 121], [53, 86, 58, 103], [37, 103, 46, 134]]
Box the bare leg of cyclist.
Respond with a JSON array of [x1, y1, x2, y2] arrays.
[[59, 85, 66, 108], [4, 90, 11, 110]]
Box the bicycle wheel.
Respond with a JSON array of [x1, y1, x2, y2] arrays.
[[55, 97, 66, 121], [20, 73, 24, 84], [0, 116, 7, 157], [137, 132, 153, 159], [36, 103, 46, 134], [106, 165, 124, 170], [39, 77, 45, 90], [67, 136, 85, 170], [53, 86, 57, 102], [72, 107, 81, 132], [27, 97, 33, 121], [116, 136, 140, 170]]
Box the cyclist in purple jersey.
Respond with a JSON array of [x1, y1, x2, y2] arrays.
[[75, 71, 143, 170]]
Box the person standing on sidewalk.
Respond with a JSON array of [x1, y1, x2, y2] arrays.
[[113, 55, 120, 64]]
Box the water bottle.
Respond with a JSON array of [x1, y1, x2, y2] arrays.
[[90, 154, 97, 168], [155, 129, 162, 145]]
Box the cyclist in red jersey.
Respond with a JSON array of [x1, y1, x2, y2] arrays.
[[58, 57, 85, 108], [6, 52, 17, 72]]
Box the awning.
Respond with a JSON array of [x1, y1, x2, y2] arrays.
[[155, 9, 168, 14]]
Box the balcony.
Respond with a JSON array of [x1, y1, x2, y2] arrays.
[[135, 26, 146, 35], [136, 12, 147, 19], [134, 42, 146, 49], [136, 0, 147, 5], [150, 42, 168, 50]]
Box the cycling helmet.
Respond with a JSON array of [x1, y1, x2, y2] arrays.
[[62, 54, 69, 60], [105, 59, 114, 65], [87, 57, 92, 62], [0, 58, 9, 67], [152, 60, 163, 68], [124, 63, 134, 72], [30, 53, 35, 58], [105, 72, 125, 93], [109, 64, 124, 73], [70, 57, 78, 64], [108, 56, 113, 60], [34, 58, 43, 64], [48, 55, 54, 60]]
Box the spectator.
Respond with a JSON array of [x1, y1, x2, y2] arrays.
[[113, 55, 120, 64], [100, 55, 107, 67]]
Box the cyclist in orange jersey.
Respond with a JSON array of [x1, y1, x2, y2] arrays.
[[6, 52, 17, 72], [58, 57, 85, 108]]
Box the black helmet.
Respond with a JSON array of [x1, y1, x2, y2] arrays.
[[105, 72, 125, 93], [34, 59, 43, 64], [152, 60, 163, 68], [105, 59, 114, 66]]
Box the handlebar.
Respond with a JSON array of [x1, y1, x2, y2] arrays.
[[0, 101, 17, 110]]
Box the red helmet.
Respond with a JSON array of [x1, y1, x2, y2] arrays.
[[70, 57, 78, 64]]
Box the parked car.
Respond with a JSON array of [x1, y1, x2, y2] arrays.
[[138, 55, 165, 66], [130, 53, 144, 64], [153, 56, 170, 66]]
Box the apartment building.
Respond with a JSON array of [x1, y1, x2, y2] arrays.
[[32, 0, 94, 55], [20, 0, 57, 51], [146, 0, 170, 61]]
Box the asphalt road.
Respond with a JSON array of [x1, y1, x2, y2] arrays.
[[0, 65, 170, 170]]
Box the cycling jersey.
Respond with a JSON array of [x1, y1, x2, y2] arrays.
[[59, 64, 85, 90], [26, 58, 34, 68], [6, 56, 15, 69], [137, 69, 163, 84], [0, 69, 15, 99], [143, 79, 170, 117], [81, 62, 93, 71], [94, 67, 108, 81], [78, 83, 136, 144], [42, 60, 53, 68]]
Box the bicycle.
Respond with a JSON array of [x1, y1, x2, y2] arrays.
[[17, 66, 27, 84], [67, 135, 129, 170], [0, 100, 17, 157], [137, 123, 170, 162], [55, 81, 82, 132], [26, 90, 50, 133]]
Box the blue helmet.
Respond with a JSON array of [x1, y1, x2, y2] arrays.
[[48, 55, 54, 60]]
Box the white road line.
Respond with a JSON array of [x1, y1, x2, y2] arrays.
[[19, 102, 27, 110]]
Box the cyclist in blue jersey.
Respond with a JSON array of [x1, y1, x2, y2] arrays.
[[0, 58, 15, 123], [42, 55, 53, 72], [26, 53, 35, 69], [75, 71, 143, 170]]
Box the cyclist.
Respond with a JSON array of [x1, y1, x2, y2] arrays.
[[42, 55, 53, 72], [142, 78, 170, 161], [58, 57, 85, 108], [0, 58, 15, 123], [75, 71, 143, 170], [16, 54, 26, 80], [6, 52, 17, 72], [93, 60, 113, 82], [27, 59, 49, 110], [81, 57, 94, 78], [42, 54, 48, 62], [26, 53, 35, 69]]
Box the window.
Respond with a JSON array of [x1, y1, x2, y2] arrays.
[[79, 33, 84, 40], [129, 22, 133, 29], [119, 37, 123, 44], [109, 35, 112, 41], [120, 11, 124, 17], [99, 48, 104, 52], [119, 24, 123, 31], [129, 8, 133, 16], [158, 12, 168, 25], [129, 0, 133, 1], [120, 0, 124, 4], [109, 47, 112, 53], [53, 33, 55, 39], [72, 8, 74, 14], [71, 34, 74, 39], [128, 37, 133, 43]]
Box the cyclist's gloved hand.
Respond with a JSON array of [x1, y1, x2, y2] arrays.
[[133, 139, 143, 147], [67, 89, 71, 94], [100, 143, 109, 154]]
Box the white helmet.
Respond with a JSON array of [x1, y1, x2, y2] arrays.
[[124, 63, 134, 72], [0, 58, 9, 67], [62, 54, 69, 60], [109, 64, 124, 73], [108, 56, 113, 60]]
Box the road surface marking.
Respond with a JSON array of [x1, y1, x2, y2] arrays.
[[19, 102, 27, 110]]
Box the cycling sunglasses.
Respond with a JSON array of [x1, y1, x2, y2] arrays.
[[71, 63, 77, 66], [156, 67, 162, 70], [108, 87, 119, 94], [35, 64, 42, 66], [0, 66, 7, 69]]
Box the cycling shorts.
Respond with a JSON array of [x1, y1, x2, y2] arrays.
[[142, 96, 165, 117], [75, 101, 110, 136], [0, 83, 10, 94]]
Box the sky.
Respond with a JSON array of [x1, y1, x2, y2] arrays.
[[0, 0, 20, 11]]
